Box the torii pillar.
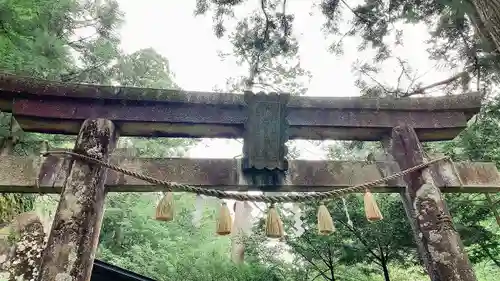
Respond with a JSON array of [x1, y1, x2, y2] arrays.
[[385, 125, 476, 281], [37, 119, 117, 281]]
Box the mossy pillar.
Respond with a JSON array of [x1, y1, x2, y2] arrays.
[[37, 119, 118, 281], [386, 125, 476, 281]]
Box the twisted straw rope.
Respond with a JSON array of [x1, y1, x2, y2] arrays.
[[42, 151, 449, 203]]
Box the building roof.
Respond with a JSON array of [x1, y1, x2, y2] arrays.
[[92, 259, 156, 281]]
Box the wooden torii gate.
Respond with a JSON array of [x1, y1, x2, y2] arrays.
[[0, 73, 498, 281]]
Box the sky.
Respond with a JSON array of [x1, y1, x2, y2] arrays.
[[116, 0, 458, 160]]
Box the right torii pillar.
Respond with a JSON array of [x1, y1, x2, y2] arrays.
[[385, 126, 476, 281]]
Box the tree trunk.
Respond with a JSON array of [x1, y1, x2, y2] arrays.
[[382, 262, 391, 281], [379, 247, 391, 281], [471, 0, 500, 52]]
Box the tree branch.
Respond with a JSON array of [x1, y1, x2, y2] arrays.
[[67, 33, 97, 48], [289, 241, 332, 281], [59, 61, 109, 82], [399, 71, 469, 97], [326, 244, 336, 280], [311, 269, 332, 281], [340, 0, 374, 24], [244, 0, 273, 90], [301, 234, 336, 270], [337, 220, 383, 265], [358, 60, 471, 98]]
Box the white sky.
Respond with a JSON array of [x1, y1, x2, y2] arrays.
[[117, 0, 458, 160]]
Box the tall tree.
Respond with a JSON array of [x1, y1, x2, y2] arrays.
[[112, 48, 180, 89], [198, 0, 311, 94], [284, 195, 416, 281], [470, 0, 500, 53], [110, 47, 198, 157], [194, 0, 500, 94], [0, 1, 199, 273], [0, 0, 123, 224]]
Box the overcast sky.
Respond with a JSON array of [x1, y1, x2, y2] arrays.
[[116, 0, 457, 159]]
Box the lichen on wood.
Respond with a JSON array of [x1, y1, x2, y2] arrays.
[[37, 119, 117, 281], [0, 212, 47, 281], [388, 125, 477, 281]]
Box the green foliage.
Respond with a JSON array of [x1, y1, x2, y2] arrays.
[[99, 193, 225, 279], [282, 194, 415, 281], [198, 0, 311, 95], [0, 0, 123, 81], [0, 0, 196, 228], [427, 95, 500, 268], [1, 1, 204, 279], [0, 194, 34, 225], [111, 47, 179, 89], [2, 0, 500, 280], [197, 0, 500, 96]]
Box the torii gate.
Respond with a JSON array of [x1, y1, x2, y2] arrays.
[[0, 73, 498, 281]]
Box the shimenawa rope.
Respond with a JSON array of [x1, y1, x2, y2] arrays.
[[42, 150, 449, 203]]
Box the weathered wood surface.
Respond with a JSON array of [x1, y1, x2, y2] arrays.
[[0, 73, 482, 141], [1, 212, 157, 281], [0, 153, 499, 193], [0, 212, 48, 281], [372, 151, 432, 271], [38, 119, 117, 281], [387, 126, 476, 281]]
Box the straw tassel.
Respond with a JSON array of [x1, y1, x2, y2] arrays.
[[317, 202, 335, 235], [155, 192, 174, 221], [216, 201, 232, 235], [265, 203, 284, 238], [364, 190, 383, 221]]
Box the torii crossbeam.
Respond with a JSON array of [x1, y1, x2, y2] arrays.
[[0, 73, 481, 140], [0, 151, 499, 194]]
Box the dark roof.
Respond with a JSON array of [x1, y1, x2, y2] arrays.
[[92, 259, 156, 281]]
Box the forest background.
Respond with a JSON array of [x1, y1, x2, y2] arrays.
[[0, 0, 499, 280]]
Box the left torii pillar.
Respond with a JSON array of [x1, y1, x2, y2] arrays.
[[37, 119, 118, 281]]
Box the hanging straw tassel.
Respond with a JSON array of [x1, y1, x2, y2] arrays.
[[364, 189, 383, 222], [216, 201, 232, 236], [265, 203, 284, 238], [155, 192, 174, 221], [317, 202, 335, 235]]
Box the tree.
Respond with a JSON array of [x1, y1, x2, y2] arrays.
[[284, 195, 416, 281], [98, 192, 231, 280], [470, 0, 500, 53], [110, 48, 198, 157], [0, 0, 124, 218], [193, 0, 500, 94], [112, 48, 180, 89], [0, 0, 123, 82], [198, 0, 311, 95], [0, 0, 198, 224]]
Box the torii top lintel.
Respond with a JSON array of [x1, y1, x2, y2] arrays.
[[0, 73, 482, 141]]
